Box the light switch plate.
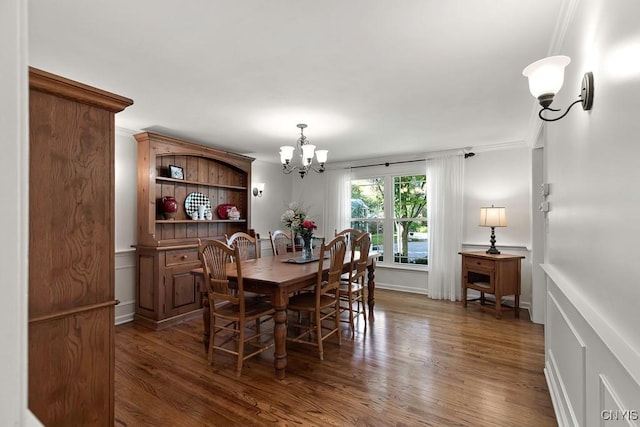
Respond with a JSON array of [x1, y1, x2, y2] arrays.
[[539, 201, 550, 212], [540, 183, 550, 196], [540, 183, 549, 197]]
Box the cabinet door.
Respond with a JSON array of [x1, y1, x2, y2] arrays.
[[163, 264, 201, 317]]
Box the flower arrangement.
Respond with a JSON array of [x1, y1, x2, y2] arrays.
[[282, 202, 317, 259], [281, 202, 309, 236]]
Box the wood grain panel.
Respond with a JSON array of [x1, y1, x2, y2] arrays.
[[137, 255, 155, 311], [29, 90, 112, 316], [30, 305, 113, 426], [168, 270, 197, 308]]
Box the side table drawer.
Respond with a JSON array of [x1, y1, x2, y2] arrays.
[[464, 257, 495, 271], [166, 249, 199, 267]]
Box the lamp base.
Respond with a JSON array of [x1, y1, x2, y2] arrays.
[[486, 227, 501, 255]]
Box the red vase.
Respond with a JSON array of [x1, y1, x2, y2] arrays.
[[161, 196, 178, 220]]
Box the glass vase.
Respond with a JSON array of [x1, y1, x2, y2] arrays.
[[301, 235, 313, 260]]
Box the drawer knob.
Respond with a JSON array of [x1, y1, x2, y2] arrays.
[[181, 255, 188, 260], [476, 261, 481, 265]]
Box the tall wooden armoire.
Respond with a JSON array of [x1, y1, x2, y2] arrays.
[[28, 67, 132, 425]]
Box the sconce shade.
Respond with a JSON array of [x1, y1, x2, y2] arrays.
[[522, 55, 570, 99], [479, 206, 507, 227]]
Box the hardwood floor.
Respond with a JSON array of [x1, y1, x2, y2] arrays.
[[115, 289, 556, 426]]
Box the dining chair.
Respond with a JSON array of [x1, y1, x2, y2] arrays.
[[286, 235, 347, 360], [338, 232, 371, 335], [225, 231, 261, 261], [198, 239, 275, 376], [335, 228, 365, 251], [335, 228, 365, 279], [269, 229, 294, 256]]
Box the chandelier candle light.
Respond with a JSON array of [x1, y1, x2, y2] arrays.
[[479, 205, 507, 255], [280, 124, 328, 179]]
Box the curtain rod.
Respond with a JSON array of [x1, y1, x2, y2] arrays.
[[350, 152, 474, 170], [350, 159, 426, 169]]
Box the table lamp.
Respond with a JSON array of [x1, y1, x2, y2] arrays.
[[479, 205, 507, 254]]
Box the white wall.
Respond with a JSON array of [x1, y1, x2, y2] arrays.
[[0, 0, 41, 424], [536, 0, 640, 423], [249, 159, 293, 240], [113, 129, 138, 324], [463, 146, 531, 248]]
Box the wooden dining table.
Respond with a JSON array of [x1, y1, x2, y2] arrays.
[[192, 250, 378, 379]]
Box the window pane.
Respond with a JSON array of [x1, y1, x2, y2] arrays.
[[393, 175, 426, 219], [351, 178, 384, 261], [351, 178, 384, 219], [393, 220, 428, 265], [392, 175, 427, 265]]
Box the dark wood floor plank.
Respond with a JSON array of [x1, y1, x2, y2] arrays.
[[115, 289, 556, 426]]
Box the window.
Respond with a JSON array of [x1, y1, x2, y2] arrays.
[[350, 165, 428, 267]]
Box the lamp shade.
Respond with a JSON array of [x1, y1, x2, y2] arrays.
[[300, 144, 316, 165], [315, 149, 328, 164], [280, 146, 294, 163], [479, 206, 507, 227], [522, 55, 570, 98]]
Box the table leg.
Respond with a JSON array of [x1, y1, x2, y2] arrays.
[[495, 297, 502, 320], [515, 294, 520, 318], [273, 306, 287, 380], [367, 259, 376, 319]]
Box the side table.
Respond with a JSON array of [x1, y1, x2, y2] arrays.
[[459, 251, 525, 319]]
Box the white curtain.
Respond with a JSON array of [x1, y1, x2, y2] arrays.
[[323, 168, 351, 238], [426, 154, 464, 301]]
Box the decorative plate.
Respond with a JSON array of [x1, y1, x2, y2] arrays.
[[184, 192, 211, 216], [216, 204, 236, 219]]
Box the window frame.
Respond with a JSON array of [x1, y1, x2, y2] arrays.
[[350, 162, 428, 270]]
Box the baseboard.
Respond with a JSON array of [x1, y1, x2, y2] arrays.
[[115, 299, 135, 325], [376, 282, 428, 295]]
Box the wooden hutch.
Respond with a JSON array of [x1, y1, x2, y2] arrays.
[[134, 132, 254, 329]]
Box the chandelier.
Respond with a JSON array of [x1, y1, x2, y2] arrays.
[[279, 124, 328, 179]]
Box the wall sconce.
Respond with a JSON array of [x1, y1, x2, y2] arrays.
[[479, 205, 507, 254], [252, 183, 264, 197], [522, 55, 594, 122]]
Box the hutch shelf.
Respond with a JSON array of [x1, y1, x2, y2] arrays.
[[134, 131, 254, 329]]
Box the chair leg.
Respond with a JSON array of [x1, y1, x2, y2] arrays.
[[361, 291, 367, 326], [335, 298, 341, 346], [237, 320, 245, 377], [316, 310, 324, 361], [208, 315, 216, 365], [348, 293, 355, 335]]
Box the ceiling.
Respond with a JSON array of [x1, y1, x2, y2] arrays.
[[28, 0, 562, 163]]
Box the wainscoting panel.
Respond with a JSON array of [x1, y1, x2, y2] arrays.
[[542, 264, 640, 427], [546, 292, 586, 426], [115, 249, 136, 325]]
